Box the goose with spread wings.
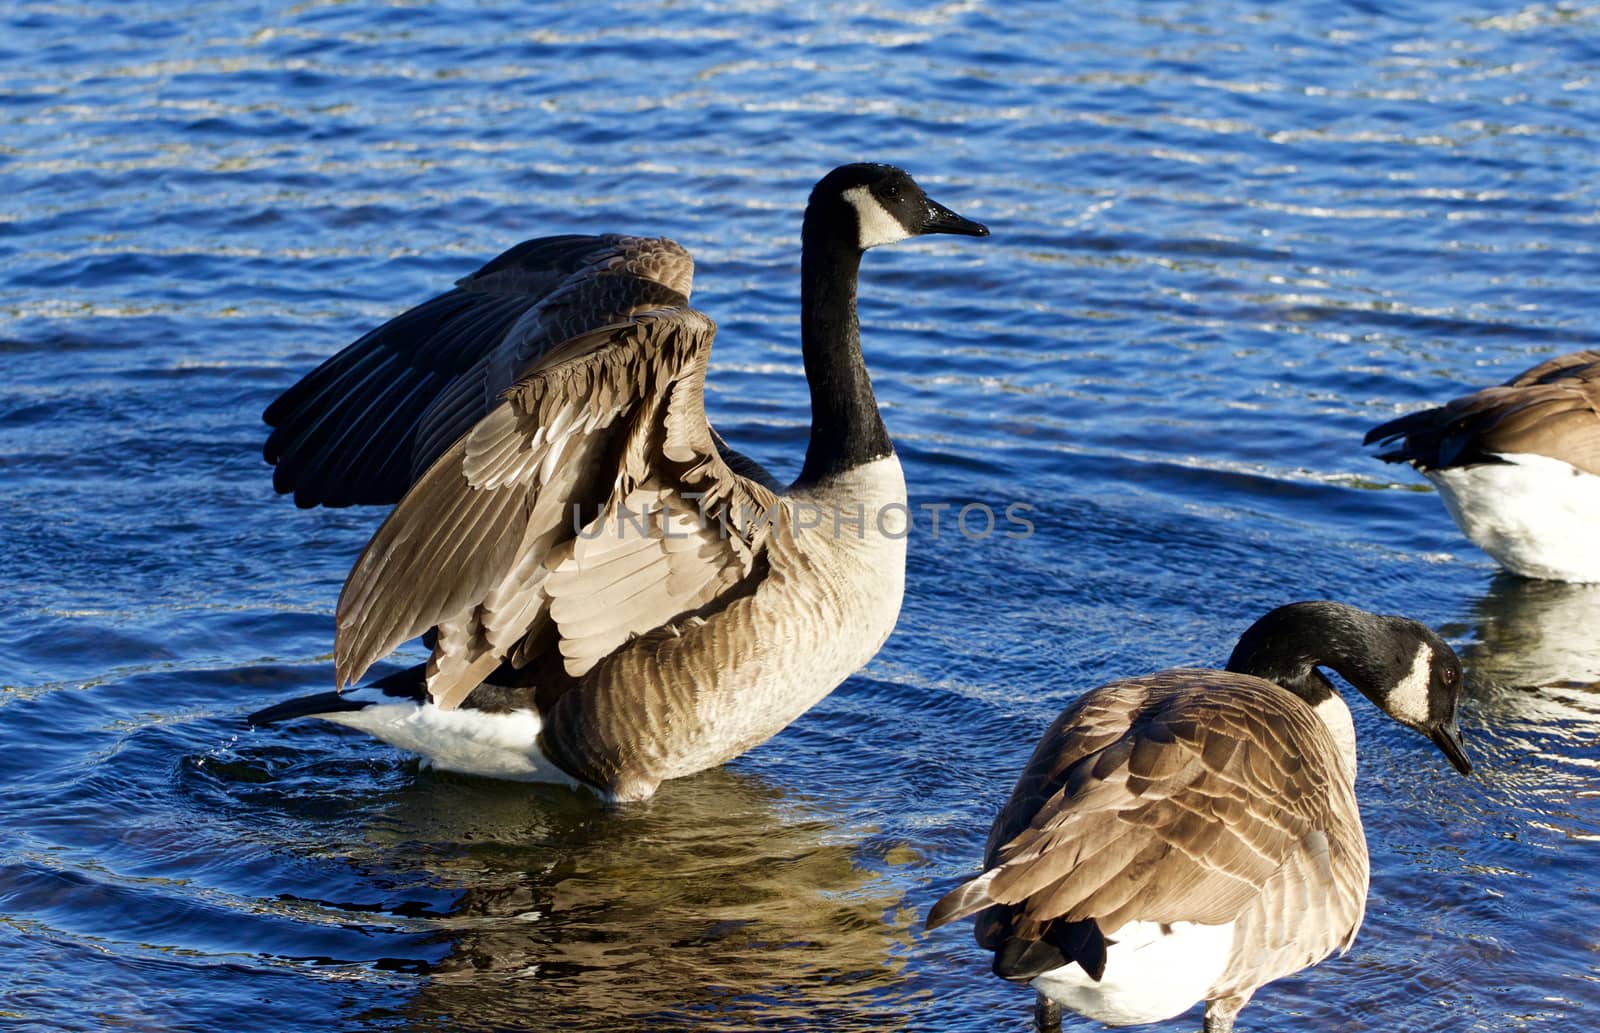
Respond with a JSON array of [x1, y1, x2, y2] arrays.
[[926, 601, 1473, 1032], [250, 164, 988, 802], [1365, 350, 1600, 582]]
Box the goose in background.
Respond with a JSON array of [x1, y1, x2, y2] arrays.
[[249, 164, 988, 802], [1365, 350, 1600, 582], [926, 601, 1473, 1033]]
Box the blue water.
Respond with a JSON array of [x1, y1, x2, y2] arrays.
[[3, 1, 1598, 1030]]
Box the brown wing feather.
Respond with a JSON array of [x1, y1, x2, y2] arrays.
[[333, 307, 780, 710], [1467, 381, 1600, 475], [1504, 349, 1600, 387], [931, 670, 1364, 952], [1367, 351, 1600, 475], [1212, 822, 1368, 1000], [264, 235, 693, 508]]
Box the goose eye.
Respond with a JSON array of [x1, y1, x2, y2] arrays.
[[883, 183, 901, 199], [1441, 667, 1457, 686]]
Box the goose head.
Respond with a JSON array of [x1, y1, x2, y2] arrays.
[[808, 163, 989, 251], [1353, 614, 1473, 775], [1228, 601, 1473, 775]]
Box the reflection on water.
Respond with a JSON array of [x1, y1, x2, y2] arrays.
[[1435, 575, 1600, 1028], [1447, 572, 1600, 842], [255, 768, 913, 1033], [1458, 575, 1600, 693]]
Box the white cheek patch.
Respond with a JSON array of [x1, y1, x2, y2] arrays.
[[843, 184, 912, 248], [1387, 643, 1434, 726]]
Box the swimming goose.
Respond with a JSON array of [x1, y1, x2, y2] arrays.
[[1365, 350, 1600, 582], [926, 600, 1472, 1033], [250, 164, 988, 802]]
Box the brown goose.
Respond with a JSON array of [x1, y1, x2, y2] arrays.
[[926, 601, 1473, 1032], [1365, 350, 1600, 582], [249, 164, 988, 802]]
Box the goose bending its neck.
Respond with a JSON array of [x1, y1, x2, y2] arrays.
[[251, 164, 988, 801], [1224, 600, 1474, 776], [927, 601, 1472, 1033]]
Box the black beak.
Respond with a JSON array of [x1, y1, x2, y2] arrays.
[[1430, 720, 1473, 775], [922, 197, 989, 237]]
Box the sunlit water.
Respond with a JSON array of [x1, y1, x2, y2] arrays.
[[3, 2, 1598, 1030]]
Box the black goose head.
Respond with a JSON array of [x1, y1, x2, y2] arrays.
[[807, 163, 989, 251], [1352, 612, 1473, 775], [1228, 600, 1473, 775]]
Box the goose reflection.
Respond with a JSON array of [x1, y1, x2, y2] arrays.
[[1447, 574, 1600, 845], [310, 769, 915, 1032], [1456, 574, 1600, 696]]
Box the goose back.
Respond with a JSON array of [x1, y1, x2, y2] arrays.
[[1366, 349, 1600, 476], [937, 670, 1368, 997]]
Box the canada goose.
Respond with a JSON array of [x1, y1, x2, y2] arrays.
[[926, 600, 1473, 1033], [249, 164, 988, 802], [1365, 350, 1600, 582]]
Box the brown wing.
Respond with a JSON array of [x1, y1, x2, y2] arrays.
[[263, 235, 693, 507], [332, 307, 781, 710], [1366, 351, 1600, 476], [928, 670, 1367, 963], [1505, 349, 1600, 387]]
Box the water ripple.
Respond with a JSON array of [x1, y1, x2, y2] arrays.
[[4, 0, 1598, 1030]]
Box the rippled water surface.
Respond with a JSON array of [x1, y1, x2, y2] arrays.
[[4, 2, 1598, 1030]]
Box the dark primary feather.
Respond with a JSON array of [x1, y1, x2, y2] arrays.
[[246, 663, 427, 726], [988, 913, 1107, 983], [263, 235, 692, 508]]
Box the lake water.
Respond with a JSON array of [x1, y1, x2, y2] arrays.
[[3, 1, 1598, 1030]]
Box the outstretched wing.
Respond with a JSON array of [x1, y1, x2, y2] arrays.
[[928, 671, 1366, 970], [333, 307, 782, 711], [1365, 351, 1600, 476], [263, 235, 694, 507]]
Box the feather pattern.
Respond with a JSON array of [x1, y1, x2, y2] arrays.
[[1366, 349, 1600, 475], [928, 671, 1370, 1022], [933, 673, 1364, 953], [264, 235, 692, 507], [334, 306, 782, 715]]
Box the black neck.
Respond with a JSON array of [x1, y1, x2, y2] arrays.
[[794, 216, 893, 487], [1224, 601, 1380, 707]]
